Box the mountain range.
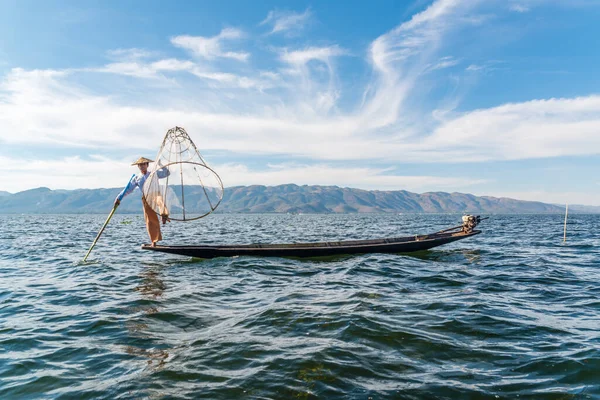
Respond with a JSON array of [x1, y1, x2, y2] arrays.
[[0, 184, 595, 214]]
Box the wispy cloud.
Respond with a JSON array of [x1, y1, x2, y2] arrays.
[[509, 4, 530, 13], [4, 0, 599, 164], [219, 163, 486, 190], [276, 45, 348, 114], [465, 60, 505, 74], [1, 0, 600, 201], [426, 56, 460, 72], [106, 48, 156, 61], [171, 28, 250, 61], [279, 46, 346, 65], [89, 57, 272, 89], [466, 64, 484, 71], [260, 8, 312, 36], [3, 65, 600, 165], [92, 62, 163, 79], [422, 96, 600, 161], [0, 155, 130, 192], [358, 0, 473, 130], [0, 155, 484, 193]]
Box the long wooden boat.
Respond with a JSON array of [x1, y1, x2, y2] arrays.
[[141, 216, 484, 259]]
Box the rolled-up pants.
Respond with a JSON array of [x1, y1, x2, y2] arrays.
[[142, 199, 162, 243]]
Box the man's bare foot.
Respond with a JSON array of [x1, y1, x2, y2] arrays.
[[151, 241, 157, 247]]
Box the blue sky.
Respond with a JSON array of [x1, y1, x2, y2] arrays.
[[1, 0, 599, 205]]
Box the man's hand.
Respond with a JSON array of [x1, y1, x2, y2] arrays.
[[114, 199, 120, 207]]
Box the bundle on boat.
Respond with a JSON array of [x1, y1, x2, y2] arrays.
[[142, 215, 486, 259]]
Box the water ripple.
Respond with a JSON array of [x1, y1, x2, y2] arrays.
[[0, 213, 598, 398]]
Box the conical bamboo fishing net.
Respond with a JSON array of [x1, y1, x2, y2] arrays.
[[142, 126, 224, 221]]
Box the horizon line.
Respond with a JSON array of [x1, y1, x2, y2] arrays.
[[1, 184, 593, 208]]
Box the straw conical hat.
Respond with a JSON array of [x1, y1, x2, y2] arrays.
[[131, 157, 154, 165]]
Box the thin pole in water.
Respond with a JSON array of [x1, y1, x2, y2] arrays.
[[83, 205, 118, 262], [563, 203, 568, 243], [82, 174, 135, 262]]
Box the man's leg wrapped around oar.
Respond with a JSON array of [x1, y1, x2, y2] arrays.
[[155, 193, 170, 225]]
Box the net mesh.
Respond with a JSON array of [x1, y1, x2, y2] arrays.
[[142, 126, 224, 221]]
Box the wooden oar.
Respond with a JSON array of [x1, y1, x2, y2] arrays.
[[83, 205, 119, 262], [83, 174, 135, 262]]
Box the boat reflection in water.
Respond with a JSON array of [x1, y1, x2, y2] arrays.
[[124, 266, 170, 370]]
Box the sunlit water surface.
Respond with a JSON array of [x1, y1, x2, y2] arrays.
[[0, 213, 598, 399]]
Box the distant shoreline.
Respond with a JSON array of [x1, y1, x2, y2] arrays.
[[0, 184, 597, 214], [0, 211, 593, 215]]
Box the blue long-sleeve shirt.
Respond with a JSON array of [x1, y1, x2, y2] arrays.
[[116, 167, 170, 200]]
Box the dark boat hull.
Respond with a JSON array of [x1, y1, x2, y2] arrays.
[[141, 230, 481, 259]]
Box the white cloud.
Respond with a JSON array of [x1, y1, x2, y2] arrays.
[[106, 48, 156, 60], [399, 0, 463, 31], [187, 69, 270, 90], [260, 9, 312, 35], [93, 62, 162, 79], [0, 155, 484, 193], [279, 46, 346, 65], [466, 64, 483, 71], [509, 4, 530, 13], [465, 60, 505, 74], [0, 156, 132, 192], [422, 96, 600, 161], [278, 45, 348, 114], [4, 153, 599, 205], [2, 0, 600, 164], [359, 0, 473, 131], [1, 0, 600, 205], [219, 163, 485, 190], [426, 56, 460, 72], [171, 28, 250, 61], [150, 58, 195, 71], [88, 58, 270, 89], [3, 66, 599, 166]]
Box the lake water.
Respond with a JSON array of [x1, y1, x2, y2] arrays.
[[0, 213, 598, 399]]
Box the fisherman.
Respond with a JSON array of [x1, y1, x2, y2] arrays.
[[114, 157, 170, 247]]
